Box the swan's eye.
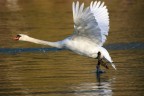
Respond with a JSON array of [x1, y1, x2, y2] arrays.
[[14, 34, 21, 40], [16, 35, 21, 37]]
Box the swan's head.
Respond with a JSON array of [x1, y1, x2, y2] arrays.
[[14, 34, 30, 41]]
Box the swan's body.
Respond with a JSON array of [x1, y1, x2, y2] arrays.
[[15, 1, 116, 70]]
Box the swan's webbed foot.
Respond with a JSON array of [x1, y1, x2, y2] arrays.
[[101, 60, 109, 69]]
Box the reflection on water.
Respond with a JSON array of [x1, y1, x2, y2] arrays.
[[72, 74, 114, 96], [0, 0, 144, 96], [72, 82, 112, 96]]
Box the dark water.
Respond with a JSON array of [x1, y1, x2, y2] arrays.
[[0, 0, 144, 96]]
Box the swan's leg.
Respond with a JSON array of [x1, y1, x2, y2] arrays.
[[96, 52, 105, 73]]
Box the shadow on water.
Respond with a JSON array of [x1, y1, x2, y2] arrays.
[[0, 42, 143, 54], [0, 47, 63, 54], [105, 42, 144, 50]]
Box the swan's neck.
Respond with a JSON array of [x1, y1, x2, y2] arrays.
[[20, 36, 63, 48]]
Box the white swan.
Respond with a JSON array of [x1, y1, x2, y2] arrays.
[[14, 1, 116, 72]]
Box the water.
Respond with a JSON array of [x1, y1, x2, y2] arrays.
[[0, 0, 144, 96]]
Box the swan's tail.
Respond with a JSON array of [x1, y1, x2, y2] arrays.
[[104, 57, 117, 70], [100, 47, 117, 70], [110, 62, 117, 70]]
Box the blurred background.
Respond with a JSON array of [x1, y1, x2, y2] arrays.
[[0, 0, 143, 96]]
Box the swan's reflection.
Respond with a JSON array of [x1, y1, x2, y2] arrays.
[[71, 74, 115, 96]]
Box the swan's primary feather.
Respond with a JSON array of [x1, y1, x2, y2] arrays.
[[72, 1, 109, 46]]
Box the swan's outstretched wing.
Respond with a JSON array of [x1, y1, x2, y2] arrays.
[[72, 1, 109, 46]]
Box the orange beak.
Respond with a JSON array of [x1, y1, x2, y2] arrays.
[[13, 35, 21, 41]]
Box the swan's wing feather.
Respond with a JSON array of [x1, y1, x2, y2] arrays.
[[72, 1, 109, 46]]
